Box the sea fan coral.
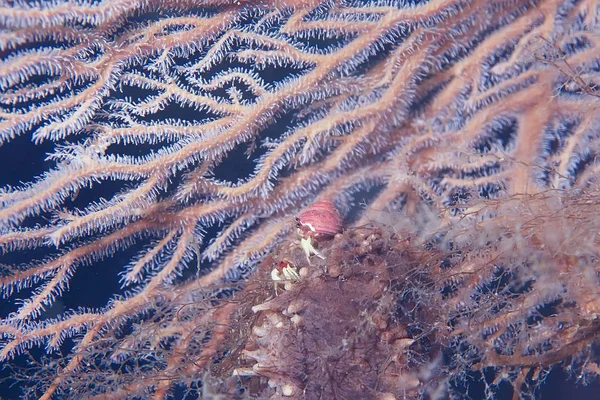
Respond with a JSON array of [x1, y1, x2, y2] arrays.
[[0, 0, 598, 398]]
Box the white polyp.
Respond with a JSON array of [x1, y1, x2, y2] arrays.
[[267, 312, 282, 325], [252, 325, 269, 337], [232, 368, 257, 376], [287, 303, 298, 314], [252, 300, 274, 313], [282, 384, 295, 396]]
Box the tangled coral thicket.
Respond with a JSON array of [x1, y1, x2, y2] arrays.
[[211, 187, 600, 399]]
